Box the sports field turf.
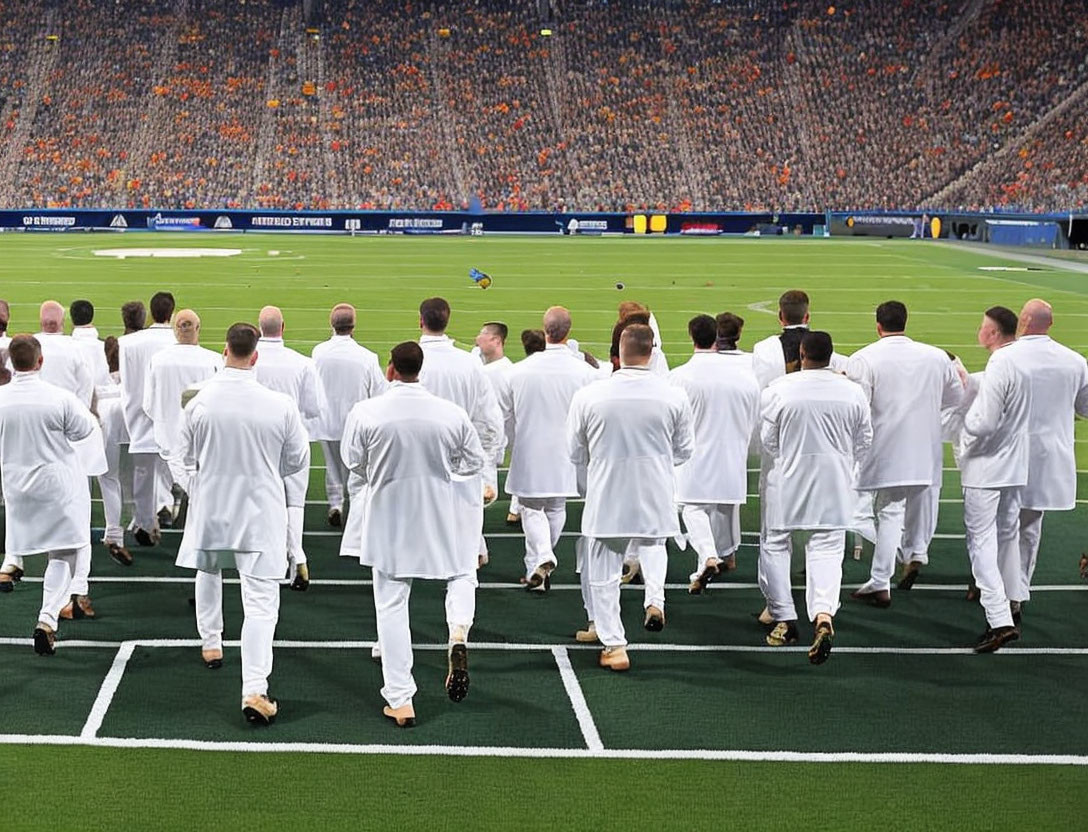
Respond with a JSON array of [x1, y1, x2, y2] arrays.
[[0, 234, 1086, 829]]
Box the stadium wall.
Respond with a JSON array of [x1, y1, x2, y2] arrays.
[[828, 210, 1078, 249]]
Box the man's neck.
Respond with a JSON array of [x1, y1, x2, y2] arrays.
[[482, 352, 504, 364], [989, 339, 1014, 353], [879, 331, 905, 339], [693, 347, 716, 354], [421, 329, 447, 338], [801, 362, 830, 371], [224, 359, 252, 371]]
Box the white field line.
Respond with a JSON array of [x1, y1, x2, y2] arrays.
[[551, 646, 604, 752], [14, 576, 1088, 592], [80, 642, 135, 739], [92, 496, 1088, 506], [2, 637, 1086, 656], [0, 734, 1085, 765]]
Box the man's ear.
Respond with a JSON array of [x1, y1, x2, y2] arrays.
[[249, 350, 258, 368], [385, 363, 396, 382]]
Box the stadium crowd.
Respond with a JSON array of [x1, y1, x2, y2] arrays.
[[0, 0, 1085, 212], [0, 288, 1085, 727]]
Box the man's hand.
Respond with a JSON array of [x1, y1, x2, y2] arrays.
[[290, 563, 310, 592]]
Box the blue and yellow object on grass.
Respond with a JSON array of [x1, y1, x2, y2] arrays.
[[470, 267, 492, 289]]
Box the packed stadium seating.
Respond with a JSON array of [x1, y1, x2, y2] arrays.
[[0, 0, 1084, 212]]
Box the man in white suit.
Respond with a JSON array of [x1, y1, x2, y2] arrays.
[[254, 305, 328, 587], [417, 297, 503, 583], [342, 342, 486, 727], [144, 310, 221, 495], [759, 331, 872, 663], [567, 325, 694, 668], [474, 321, 513, 565], [847, 301, 963, 606], [500, 307, 599, 590], [32, 301, 94, 409], [958, 307, 1032, 653], [669, 315, 759, 592], [177, 324, 310, 724], [1005, 299, 1088, 622], [0, 336, 102, 654], [310, 303, 387, 528], [119, 291, 177, 545], [69, 300, 112, 396]]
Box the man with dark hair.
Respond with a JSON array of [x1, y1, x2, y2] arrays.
[[671, 315, 760, 593], [715, 312, 744, 351], [568, 324, 694, 666], [341, 341, 486, 726], [957, 307, 1032, 653], [121, 301, 147, 334], [759, 331, 872, 664], [255, 306, 327, 588], [1005, 300, 1088, 625], [0, 335, 102, 654], [69, 299, 111, 398], [751, 290, 846, 388], [418, 296, 503, 588], [500, 307, 599, 592], [521, 329, 545, 356], [177, 323, 310, 724], [847, 300, 964, 607], [119, 293, 177, 545], [312, 303, 387, 528], [70, 300, 94, 328], [472, 320, 514, 563]]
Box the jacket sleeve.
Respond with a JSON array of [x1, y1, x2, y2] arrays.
[[671, 392, 695, 466], [279, 403, 311, 481], [471, 370, 505, 459], [1075, 358, 1088, 419], [366, 355, 390, 399], [844, 354, 874, 403], [940, 356, 965, 410], [63, 394, 97, 445], [852, 393, 874, 465], [566, 392, 589, 466], [451, 412, 487, 478], [298, 360, 328, 422], [759, 387, 782, 458], [340, 405, 369, 484], [963, 353, 1010, 440]]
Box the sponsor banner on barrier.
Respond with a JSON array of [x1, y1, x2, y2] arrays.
[[252, 216, 333, 228], [22, 215, 77, 228]]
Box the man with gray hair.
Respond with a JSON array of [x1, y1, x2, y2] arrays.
[[32, 301, 94, 409], [1003, 299, 1088, 626], [500, 306, 599, 590], [254, 305, 327, 587], [311, 303, 387, 528], [567, 324, 693, 668]]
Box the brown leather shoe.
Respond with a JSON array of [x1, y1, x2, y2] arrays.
[[525, 562, 554, 593], [107, 542, 133, 567], [965, 579, 980, 602], [643, 605, 665, 632], [974, 626, 1019, 654], [575, 623, 599, 643], [60, 594, 95, 620], [33, 623, 56, 656], [808, 617, 835, 665], [896, 561, 922, 591], [0, 564, 24, 593], [721, 554, 737, 571], [766, 620, 799, 647], [851, 588, 891, 608], [242, 694, 278, 725], [383, 703, 416, 727], [599, 647, 630, 671], [505, 512, 521, 526], [688, 559, 721, 595]]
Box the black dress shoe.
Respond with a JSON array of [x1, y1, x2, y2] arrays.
[[33, 625, 56, 656], [157, 506, 174, 530], [896, 561, 922, 591], [974, 626, 1019, 654], [327, 508, 342, 529], [850, 588, 891, 608], [107, 542, 133, 567], [445, 643, 470, 703], [133, 528, 156, 547]]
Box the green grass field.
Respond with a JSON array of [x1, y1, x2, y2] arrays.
[[1, 234, 1086, 830]]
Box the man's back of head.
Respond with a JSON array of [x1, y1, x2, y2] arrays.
[[800, 331, 833, 368], [521, 329, 545, 356], [259, 305, 285, 338], [1019, 298, 1053, 336], [688, 315, 717, 350], [876, 300, 908, 335], [543, 306, 572, 344], [619, 324, 654, 367], [419, 297, 451, 334], [778, 290, 809, 327], [40, 300, 64, 333], [9, 335, 42, 372], [224, 323, 260, 367], [715, 312, 744, 350], [330, 303, 355, 336], [389, 341, 424, 381], [122, 301, 147, 334], [70, 299, 94, 327], [174, 310, 201, 345], [149, 292, 175, 325], [610, 312, 650, 361]]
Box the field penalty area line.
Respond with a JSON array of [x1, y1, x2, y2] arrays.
[[80, 642, 135, 739], [551, 646, 604, 752], [0, 734, 1085, 766]]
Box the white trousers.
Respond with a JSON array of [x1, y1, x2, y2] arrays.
[[759, 529, 845, 622], [38, 548, 81, 631], [67, 544, 93, 597], [860, 484, 938, 593], [962, 486, 1019, 627], [626, 538, 668, 611], [131, 452, 167, 531], [321, 440, 348, 511], [98, 409, 131, 545], [509, 495, 521, 516], [578, 537, 627, 648], [1018, 508, 1044, 603], [194, 569, 281, 697], [518, 496, 566, 577], [372, 569, 476, 710], [681, 503, 740, 581]]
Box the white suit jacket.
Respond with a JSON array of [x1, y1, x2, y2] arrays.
[[568, 367, 694, 538], [501, 344, 600, 498], [959, 345, 1032, 489], [254, 337, 327, 438], [342, 383, 486, 579], [669, 351, 760, 504], [310, 334, 387, 442], [118, 324, 176, 453], [32, 331, 94, 409], [0, 373, 98, 554], [176, 368, 310, 576], [1003, 335, 1088, 509], [482, 355, 514, 470], [419, 335, 503, 460], [144, 343, 222, 459], [847, 335, 963, 490], [760, 369, 872, 531], [71, 326, 112, 398]]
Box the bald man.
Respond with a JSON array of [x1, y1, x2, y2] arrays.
[[30, 301, 94, 409], [1004, 299, 1088, 625], [254, 305, 327, 584], [144, 310, 222, 496], [500, 307, 599, 589], [311, 303, 387, 528]]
